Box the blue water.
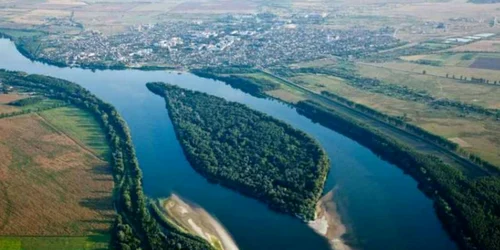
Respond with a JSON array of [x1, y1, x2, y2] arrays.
[[0, 38, 456, 250]]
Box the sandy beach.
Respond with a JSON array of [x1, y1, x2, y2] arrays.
[[162, 194, 239, 250], [308, 189, 352, 250]]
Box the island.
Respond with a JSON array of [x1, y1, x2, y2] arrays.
[[147, 82, 330, 221]]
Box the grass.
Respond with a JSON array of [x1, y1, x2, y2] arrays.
[[0, 236, 109, 250], [357, 63, 500, 109], [39, 107, 110, 160], [370, 60, 500, 83]]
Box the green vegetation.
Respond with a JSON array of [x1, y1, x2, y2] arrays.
[[0, 236, 109, 250], [0, 70, 213, 250], [147, 82, 330, 220], [192, 69, 278, 98], [40, 107, 111, 160], [8, 96, 44, 106], [194, 67, 500, 250], [0, 98, 67, 119], [295, 100, 500, 250]]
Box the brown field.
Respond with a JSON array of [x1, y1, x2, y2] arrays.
[[170, 0, 257, 14], [0, 113, 113, 236], [450, 39, 500, 53], [367, 61, 500, 85], [0, 93, 23, 114], [469, 57, 500, 71], [10, 9, 71, 26]]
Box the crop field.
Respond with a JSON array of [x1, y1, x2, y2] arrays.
[[367, 61, 500, 83], [0, 236, 109, 250], [449, 39, 500, 53], [357, 63, 500, 109], [0, 94, 22, 114], [288, 72, 500, 166], [0, 104, 113, 249], [39, 107, 109, 160], [469, 57, 500, 71]]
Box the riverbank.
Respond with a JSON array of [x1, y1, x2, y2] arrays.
[[308, 189, 352, 250], [0, 37, 460, 250], [154, 194, 239, 250]]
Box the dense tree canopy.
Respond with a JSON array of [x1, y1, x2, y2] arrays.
[[147, 82, 330, 220], [0, 70, 213, 250], [296, 100, 500, 250]]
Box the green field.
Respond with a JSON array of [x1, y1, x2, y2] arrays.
[[39, 107, 110, 160], [0, 236, 109, 250], [357, 63, 500, 109]]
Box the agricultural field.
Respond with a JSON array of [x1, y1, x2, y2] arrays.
[[357, 63, 500, 108], [39, 107, 110, 160], [449, 38, 500, 53], [0, 97, 113, 250], [289, 71, 500, 165], [470, 57, 500, 71], [366, 60, 500, 83], [0, 94, 23, 114]]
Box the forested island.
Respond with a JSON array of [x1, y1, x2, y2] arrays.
[[0, 70, 214, 250], [147, 82, 330, 220], [190, 68, 500, 250]]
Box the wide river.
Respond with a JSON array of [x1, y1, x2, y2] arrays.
[[0, 38, 456, 250]]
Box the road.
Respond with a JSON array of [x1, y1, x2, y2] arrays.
[[260, 70, 497, 178]]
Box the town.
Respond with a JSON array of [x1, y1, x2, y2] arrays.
[[37, 14, 401, 69]]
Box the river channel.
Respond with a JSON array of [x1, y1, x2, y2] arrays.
[[0, 38, 456, 250]]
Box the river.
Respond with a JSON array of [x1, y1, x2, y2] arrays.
[[0, 38, 456, 250]]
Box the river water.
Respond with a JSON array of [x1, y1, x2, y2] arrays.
[[0, 39, 456, 250]]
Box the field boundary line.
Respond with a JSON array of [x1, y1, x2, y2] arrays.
[[35, 112, 106, 163]]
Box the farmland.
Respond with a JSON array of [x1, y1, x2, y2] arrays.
[[0, 96, 113, 249], [470, 57, 500, 71]]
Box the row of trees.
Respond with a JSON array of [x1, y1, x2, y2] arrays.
[[0, 101, 66, 119], [8, 96, 44, 106], [295, 100, 500, 250], [191, 69, 278, 98], [290, 66, 499, 119], [147, 82, 330, 221], [0, 70, 213, 250]]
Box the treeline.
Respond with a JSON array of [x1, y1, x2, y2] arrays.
[[445, 74, 500, 86], [320, 90, 499, 171], [295, 100, 500, 250], [320, 91, 461, 150], [8, 96, 44, 106], [412, 59, 443, 67], [0, 101, 66, 119], [191, 68, 278, 98], [0, 70, 213, 250], [147, 82, 330, 221], [287, 66, 499, 119]]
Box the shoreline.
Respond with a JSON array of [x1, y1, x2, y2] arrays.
[[308, 188, 352, 250], [161, 194, 239, 250]]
